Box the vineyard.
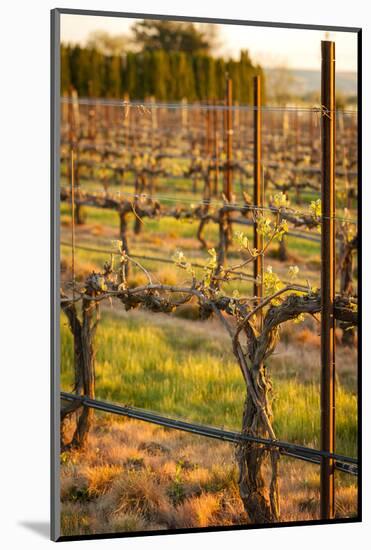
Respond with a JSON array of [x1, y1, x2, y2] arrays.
[[58, 41, 359, 537]]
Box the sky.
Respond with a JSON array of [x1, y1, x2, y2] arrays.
[[61, 14, 358, 72]]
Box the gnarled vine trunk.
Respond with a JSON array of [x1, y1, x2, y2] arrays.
[[61, 294, 97, 450], [231, 315, 283, 524], [133, 174, 146, 235], [73, 149, 85, 226], [231, 292, 358, 523], [339, 235, 357, 346], [236, 361, 280, 523], [278, 235, 288, 262], [119, 210, 130, 278]]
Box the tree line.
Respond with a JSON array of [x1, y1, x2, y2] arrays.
[[61, 45, 266, 103]]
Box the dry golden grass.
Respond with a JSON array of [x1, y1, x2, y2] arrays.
[[296, 327, 321, 348], [90, 224, 104, 236], [61, 416, 357, 537]]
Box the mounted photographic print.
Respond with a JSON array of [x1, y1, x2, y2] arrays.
[[51, 8, 361, 542]]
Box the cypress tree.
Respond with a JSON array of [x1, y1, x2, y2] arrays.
[[152, 51, 169, 100], [215, 58, 226, 100], [125, 52, 137, 99], [106, 55, 122, 98], [89, 49, 104, 97], [61, 45, 265, 103], [61, 45, 71, 93]]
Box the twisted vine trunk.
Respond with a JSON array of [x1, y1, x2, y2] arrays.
[[133, 174, 146, 235], [61, 296, 97, 450], [217, 207, 233, 270], [73, 297, 96, 446], [232, 293, 358, 523], [237, 361, 280, 523], [197, 173, 212, 250], [339, 236, 356, 346], [73, 149, 85, 226], [192, 175, 199, 194], [278, 235, 288, 262], [119, 210, 130, 278]]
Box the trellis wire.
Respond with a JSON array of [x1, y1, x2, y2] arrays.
[[61, 96, 357, 116], [59, 185, 357, 224], [60, 392, 357, 476]]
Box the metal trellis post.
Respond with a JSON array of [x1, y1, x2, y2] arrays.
[[320, 39, 336, 520], [253, 75, 263, 302]]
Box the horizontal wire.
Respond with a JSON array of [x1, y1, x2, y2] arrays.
[[59, 185, 357, 224], [60, 391, 358, 474], [281, 450, 357, 476], [61, 97, 358, 116], [60, 154, 357, 177], [60, 157, 357, 178], [61, 242, 176, 263], [60, 280, 281, 302], [61, 161, 357, 180], [62, 130, 355, 144], [61, 242, 283, 279]]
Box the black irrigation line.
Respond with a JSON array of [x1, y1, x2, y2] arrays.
[[60, 392, 357, 476]]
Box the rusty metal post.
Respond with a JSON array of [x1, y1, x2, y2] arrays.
[[181, 98, 188, 132], [67, 89, 73, 182], [234, 101, 240, 151], [150, 96, 157, 150], [320, 40, 336, 521], [253, 75, 263, 300], [294, 109, 300, 203], [222, 93, 227, 192], [213, 100, 220, 196], [225, 79, 233, 201], [67, 87, 77, 188], [216, 80, 233, 269], [71, 88, 80, 135], [205, 104, 211, 158], [104, 103, 110, 138], [295, 109, 299, 161], [123, 93, 130, 155], [309, 109, 314, 155], [67, 86, 75, 146]]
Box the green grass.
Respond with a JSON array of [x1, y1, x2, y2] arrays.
[[61, 197, 322, 261], [61, 202, 119, 229], [273, 380, 357, 456], [60, 309, 357, 457]]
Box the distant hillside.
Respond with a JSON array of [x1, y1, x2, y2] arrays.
[[266, 68, 357, 98]]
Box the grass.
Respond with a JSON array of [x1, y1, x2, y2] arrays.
[[61, 199, 321, 257], [60, 415, 357, 536], [61, 308, 357, 457]]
